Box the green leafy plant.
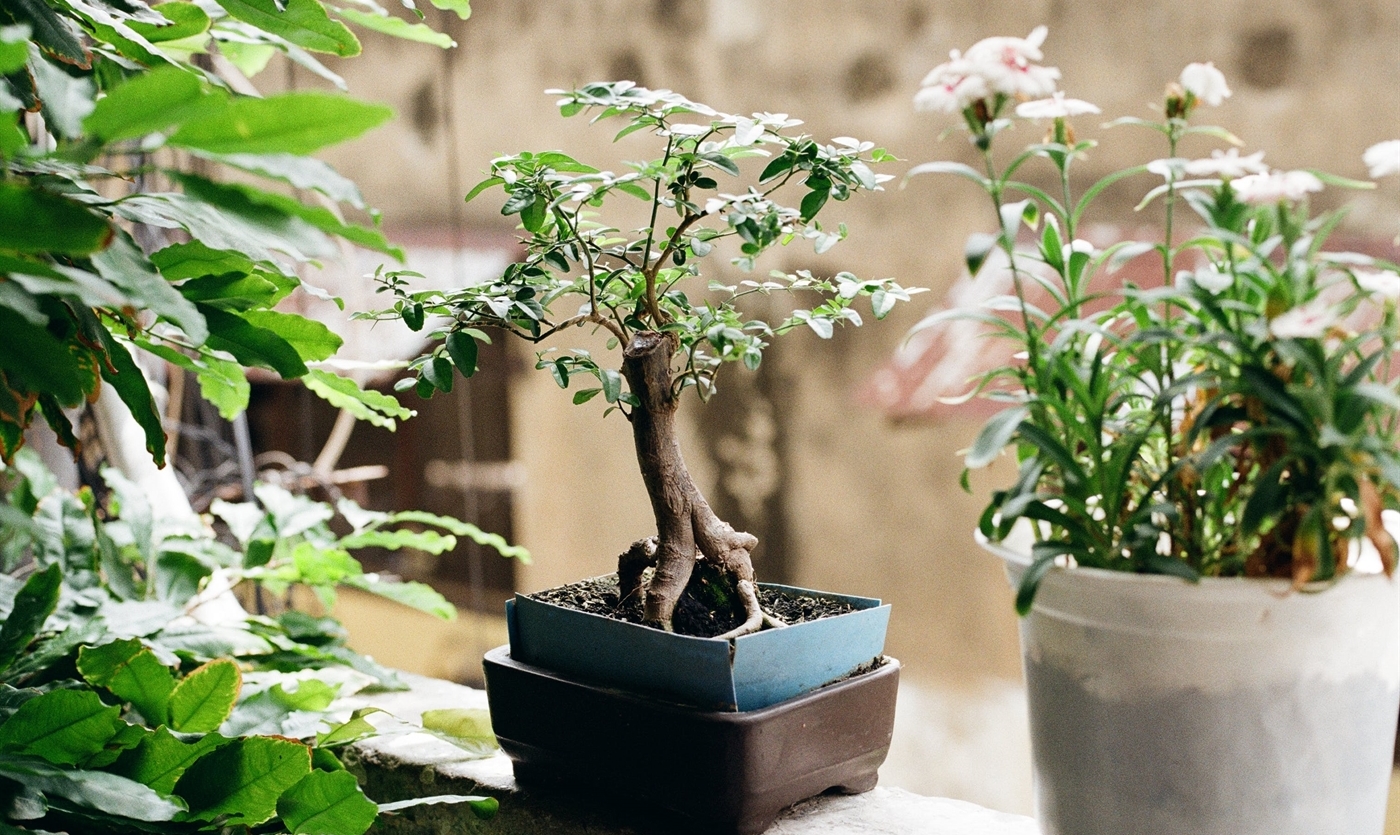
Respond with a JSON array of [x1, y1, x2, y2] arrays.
[[368, 82, 923, 635], [0, 0, 472, 462], [0, 448, 509, 833], [909, 29, 1400, 611]]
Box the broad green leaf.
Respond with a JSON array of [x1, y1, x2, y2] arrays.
[[966, 406, 1028, 469], [291, 542, 361, 587], [0, 307, 88, 406], [0, 183, 110, 255], [220, 39, 275, 76], [343, 576, 454, 620], [302, 369, 412, 430], [169, 172, 401, 257], [424, 0, 470, 19], [214, 0, 359, 55], [93, 332, 166, 465], [80, 720, 146, 769], [332, 7, 453, 48], [191, 151, 366, 209], [195, 352, 253, 420], [152, 241, 260, 282], [115, 192, 335, 263], [178, 273, 282, 310], [0, 565, 59, 672], [445, 331, 477, 378], [168, 659, 241, 733], [201, 305, 309, 378], [29, 52, 93, 138], [78, 638, 175, 722], [92, 233, 208, 341], [0, 689, 123, 765], [77, 639, 175, 726], [175, 735, 311, 824], [110, 727, 225, 795], [128, 2, 210, 42], [240, 310, 343, 363], [168, 91, 390, 155], [83, 65, 216, 142], [277, 769, 377, 835], [0, 754, 183, 822], [0, 26, 31, 75], [419, 709, 495, 756]]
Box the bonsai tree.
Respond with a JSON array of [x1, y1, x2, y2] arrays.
[[372, 82, 922, 636]]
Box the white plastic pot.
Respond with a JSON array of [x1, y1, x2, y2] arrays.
[[981, 533, 1400, 835]]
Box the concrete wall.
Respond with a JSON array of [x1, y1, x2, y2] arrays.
[[290, 0, 1400, 697]]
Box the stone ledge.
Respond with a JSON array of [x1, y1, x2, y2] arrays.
[[345, 672, 1038, 835]]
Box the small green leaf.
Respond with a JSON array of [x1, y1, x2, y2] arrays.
[[128, 2, 211, 42], [378, 794, 497, 819], [168, 659, 241, 733], [799, 187, 829, 222], [445, 331, 478, 378], [424, 0, 469, 19], [333, 7, 453, 48], [964, 232, 998, 277], [572, 387, 601, 404], [419, 708, 496, 757], [276, 768, 378, 835], [600, 368, 622, 403], [77, 639, 175, 726], [303, 370, 412, 430], [316, 707, 381, 748]]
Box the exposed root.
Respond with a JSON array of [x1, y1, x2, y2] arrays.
[[714, 579, 786, 640], [617, 536, 658, 607]]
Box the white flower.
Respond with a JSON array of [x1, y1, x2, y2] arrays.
[[1269, 302, 1338, 339], [1184, 148, 1268, 179], [1015, 92, 1100, 120], [1363, 140, 1400, 178], [1191, 264, 1233, 294], [1180, 62, 1231, 107], [1355, 269, 1400, 299], [914, 52, 990, 113], [1230, 170, 1323, 204], [964, 26, 1061, 99], [1147, 158, 1185, 181]]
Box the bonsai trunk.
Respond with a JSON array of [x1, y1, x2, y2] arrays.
[[617, 331, 779, 638]]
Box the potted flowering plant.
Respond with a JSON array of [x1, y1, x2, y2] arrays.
[[909, 27, 1400, 835], [371, 82, 919, 834]]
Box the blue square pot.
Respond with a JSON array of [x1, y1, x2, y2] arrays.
[[506, 578, 890, 711]]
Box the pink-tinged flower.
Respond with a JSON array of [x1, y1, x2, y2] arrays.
[[1179, 62, 1231, 107], [964, 26, 1061, 99], [1191, 265, 1233, 294], [1230, 170, 1323, 204], [1363, 140, 1400, 178], [1015, 91, 1100, 120], [913, 53, 990, 113], [1269, 302, 1338, 339], [1355, 269, 1400, 299], [1184, 148, 1268, 179]]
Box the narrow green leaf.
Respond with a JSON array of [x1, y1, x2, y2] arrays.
[[315, 708, 381, 748], [128, 2, 211, 42], [377, 794, 498, 818], [965, 406, 1028, 469], [192, 152, 366, 209], [303, 369, 412, 430], [175, 735, 311, 824], [3, 0, 86, 66], [337, 529, 454, 554], [343, 576, 455, 620], [213, 0, 360, 55], [76, 639, 174, 726], [424, 0, 469, 19], [92, 330, 167, 466], [0, 689, 123, 765], [0, 565, 60, 672], [168, 91, 391, 155], [276, 768, 377, 835], [168, 659, 241, 733]]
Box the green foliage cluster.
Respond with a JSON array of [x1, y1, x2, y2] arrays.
[[0, 0, 470, 464], [912, 44, 1400, 611], [365, 81, 925, 408], [0, 449, 513, 833]]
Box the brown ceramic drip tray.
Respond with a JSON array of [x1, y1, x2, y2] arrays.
[[483, 645, 900, 835]]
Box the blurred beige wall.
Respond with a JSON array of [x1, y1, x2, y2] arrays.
[[288, 0, 1400, 694]]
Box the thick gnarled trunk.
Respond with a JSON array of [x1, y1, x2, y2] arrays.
[[617, 332, 776, 638]]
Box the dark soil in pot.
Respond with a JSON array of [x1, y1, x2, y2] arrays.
[[528, 568, 856, 638]]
